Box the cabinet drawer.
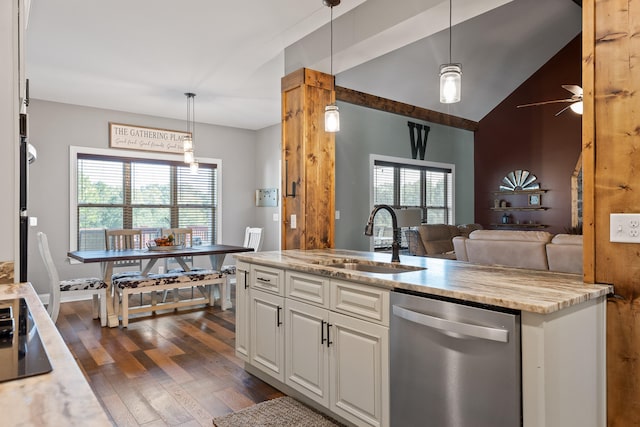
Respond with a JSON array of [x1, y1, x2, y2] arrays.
[[286, 271, 330, 308], [251, 264, 284, 295], [331, 280, 389, 326]]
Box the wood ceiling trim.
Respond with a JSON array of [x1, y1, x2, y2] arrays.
[[335, 86, 479, 132]]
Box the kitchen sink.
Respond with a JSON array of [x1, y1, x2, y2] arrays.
[[324, 260, 425, 274]]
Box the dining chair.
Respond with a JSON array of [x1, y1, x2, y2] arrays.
[[222, 226, 264, 283], [104, 228, 143, 278], [37, 231, 107, 326], [160, 227, 195, 301]]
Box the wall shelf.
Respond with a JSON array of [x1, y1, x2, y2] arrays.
[[492, 189, 548, 195], [490, 223, 549, 229], [491, 207, 548, 212]]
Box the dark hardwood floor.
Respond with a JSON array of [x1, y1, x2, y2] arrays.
[[56, 291, 284, 426]]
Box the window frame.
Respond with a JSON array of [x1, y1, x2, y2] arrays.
[[69, 145, 223, 251], [369, 154, 455, 250]]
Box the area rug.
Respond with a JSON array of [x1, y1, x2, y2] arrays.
[[213, 396, 342, 427]]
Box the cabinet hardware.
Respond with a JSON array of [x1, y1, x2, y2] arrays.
[[277, 306, 282, 327], [257, 277, 271, 283], [321, 320, 327, 344], [284, 160, 297, 198], [243, 270, 249, 289], [326, 322, 333, 347]]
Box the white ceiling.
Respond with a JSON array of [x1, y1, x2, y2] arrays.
[[24, 0, 581, 131]]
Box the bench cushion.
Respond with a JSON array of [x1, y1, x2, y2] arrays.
[[113, 270, 224, 289], [60, 277, 107, 292]]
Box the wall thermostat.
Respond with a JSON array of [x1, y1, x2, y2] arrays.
[[256, 188, 278, 207]]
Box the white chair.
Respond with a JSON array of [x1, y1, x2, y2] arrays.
[[222, 227, 264, 281], [37, 231, 107, 326]]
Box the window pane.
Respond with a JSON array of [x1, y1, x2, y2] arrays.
[[373, 165, 394, 205], [131, 162, 170, 205], [180, 208, 213, 245], [78, 159, 123, 204], [132, 208, 171, 229], [78, 207, 123, 250], [177, 167, 215, 205], [400, 168, 421, 206]]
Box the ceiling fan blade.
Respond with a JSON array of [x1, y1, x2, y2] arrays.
[[562, 84, 583, 96], [554, 104, 574, 116], [517, 98, 575, 108]]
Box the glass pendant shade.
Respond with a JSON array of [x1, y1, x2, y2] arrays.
[[570, 101, 583, 115], [439, 64, 462, 104], [189, 160, 199, 174], [184, 150, 194, 164], [183, 136, 193, 152], [325, 105, 340, 132]]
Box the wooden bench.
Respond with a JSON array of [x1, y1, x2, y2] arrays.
[[112, 270, 226, 327]]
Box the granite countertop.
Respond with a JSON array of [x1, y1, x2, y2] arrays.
[[235, 249, 613, 314], [0, 283, 111, 426]]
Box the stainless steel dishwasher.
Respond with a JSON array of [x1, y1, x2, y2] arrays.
[[390, 290, 521, 427]]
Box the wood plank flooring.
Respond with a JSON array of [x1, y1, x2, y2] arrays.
[[56, 291, 284, 426]]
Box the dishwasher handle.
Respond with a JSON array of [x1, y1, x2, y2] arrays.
[[392, 305, 509, 343]]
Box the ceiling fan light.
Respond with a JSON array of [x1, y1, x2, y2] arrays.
[[570, 101, 583, 115], [325, 104, 340, 132], [440, 63, 462, 104]]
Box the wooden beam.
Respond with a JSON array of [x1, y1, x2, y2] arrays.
[[335, 85, 479, 132]]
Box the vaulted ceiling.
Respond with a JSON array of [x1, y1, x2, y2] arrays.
[[24, 0, 581, 130]]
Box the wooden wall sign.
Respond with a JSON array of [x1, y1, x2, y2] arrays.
[[109, 122, 189, 154]]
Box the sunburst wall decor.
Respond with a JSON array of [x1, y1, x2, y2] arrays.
[[499, 170, 539, 191]]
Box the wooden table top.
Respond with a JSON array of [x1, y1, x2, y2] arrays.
[[68, 244, 251, 263]]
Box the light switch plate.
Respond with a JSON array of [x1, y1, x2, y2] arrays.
[[610, 213, 640, 243], [291, 214, 297, 229]]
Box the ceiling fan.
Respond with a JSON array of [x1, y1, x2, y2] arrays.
[[517, 85, 583, 116]]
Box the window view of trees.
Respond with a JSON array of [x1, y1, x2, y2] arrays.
[[76, 154, 217, 250]]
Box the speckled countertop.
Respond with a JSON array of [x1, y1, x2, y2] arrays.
[[0, 283, 111, 426], [235, 249, 612, 314]]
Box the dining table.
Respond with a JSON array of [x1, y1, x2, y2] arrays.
[[67, 244, 251, 327]]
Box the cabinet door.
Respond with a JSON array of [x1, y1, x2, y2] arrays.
[[285, 298, 330, 406], [250, 289, 285, 381], [235, 262, 250, 362], [329, 311, 389, 427]]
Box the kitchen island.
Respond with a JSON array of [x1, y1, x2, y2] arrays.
[[0, 282, 111, 426], [234, 249, 611, 427]]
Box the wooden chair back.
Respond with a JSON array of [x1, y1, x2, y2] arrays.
[[105, 229, 143, 270], [243, 227, 264, 252], [161, 228, 193, 247]]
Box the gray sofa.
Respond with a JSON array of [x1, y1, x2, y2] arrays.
[[453, 230, 583, 274], [404, 223, 483, 259]]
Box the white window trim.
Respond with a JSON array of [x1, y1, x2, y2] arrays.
[[369, 153, 456, 251], [69, 145, 223, 252]]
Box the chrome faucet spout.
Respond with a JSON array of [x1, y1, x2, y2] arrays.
[[364, 204, 401, 263]]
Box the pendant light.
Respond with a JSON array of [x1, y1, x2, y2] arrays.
[[183, 92, 198, 172], [324, 0, 340, 132], [439, 0, 461, 104]]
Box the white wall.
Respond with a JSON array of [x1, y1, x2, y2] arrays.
[[26, 99, 262, 294]]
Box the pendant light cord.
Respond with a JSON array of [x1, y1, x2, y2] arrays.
[[330, 5, 334, 89], [449, 0, 452, 63]]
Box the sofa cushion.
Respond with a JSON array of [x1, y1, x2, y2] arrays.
[[457, 223, 483, 238], [469, 230, 553, 243], [546, 234, 583, 274], [418, 224, 460, 255]]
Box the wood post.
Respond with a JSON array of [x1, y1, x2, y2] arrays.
[[281, 68, 335, 249]]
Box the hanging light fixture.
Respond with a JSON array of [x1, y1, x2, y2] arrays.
[[439, 0, 461, 104], [183, 92, 198, 171], [324, 0, 340, 132]]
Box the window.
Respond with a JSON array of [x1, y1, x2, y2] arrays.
[[70, 147, 220, 251], [371, 155, 454, 249]]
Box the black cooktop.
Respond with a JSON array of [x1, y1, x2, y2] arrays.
[[0, 298, 52, 383]]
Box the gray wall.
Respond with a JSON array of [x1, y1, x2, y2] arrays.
[[335, 101, 475, 251], [27, 100, 260, 294], [255, 123, 281, 251]]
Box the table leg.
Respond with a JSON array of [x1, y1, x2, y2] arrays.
[[209, 254, 232, 310], [101, 261, 119, 328]]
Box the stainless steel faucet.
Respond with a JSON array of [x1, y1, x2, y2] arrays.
[[364, 204, 401, 263]]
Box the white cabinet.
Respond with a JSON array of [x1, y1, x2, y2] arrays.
[[330, 311, 388, 427], [250, 288, 285, 382], [235, 261, 250, 362], [240, 263, 390, 427], [285, 298, 330, 406]]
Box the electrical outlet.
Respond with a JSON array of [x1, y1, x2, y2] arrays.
[[610, 213, 640, 243]]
